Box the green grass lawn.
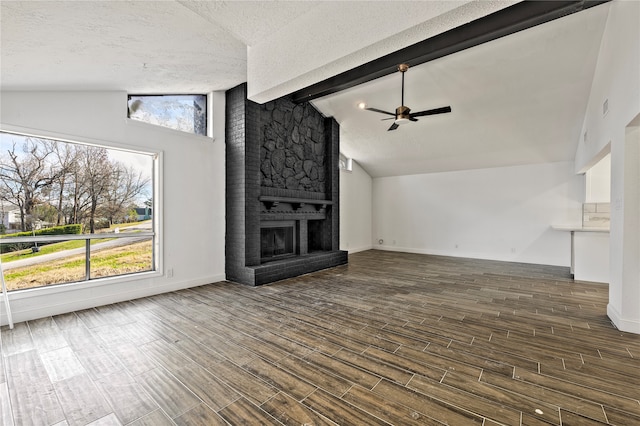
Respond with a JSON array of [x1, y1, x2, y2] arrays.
[[106, 220, 150, 231], [1, 239, 105, 262], [4, 239, 153, 291]]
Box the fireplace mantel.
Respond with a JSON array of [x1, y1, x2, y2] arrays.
[[259, 196, 333, 212]]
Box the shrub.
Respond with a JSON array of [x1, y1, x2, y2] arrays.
[[0, 224, 83, 253], [94, 219, 111, 230]]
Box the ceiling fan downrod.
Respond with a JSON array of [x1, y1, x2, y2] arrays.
[[398, 63, 409, 108]]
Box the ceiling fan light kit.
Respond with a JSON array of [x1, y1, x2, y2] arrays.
[[364, 63, 451, 131]]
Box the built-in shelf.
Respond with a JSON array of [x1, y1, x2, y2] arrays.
[[259, 196, 333, 212]]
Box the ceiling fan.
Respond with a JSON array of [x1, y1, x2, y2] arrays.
[[364, 63, 451, 131]]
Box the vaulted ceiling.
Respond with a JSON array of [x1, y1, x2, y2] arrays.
[[0, 1, 611, 177], [312, 4, 609, 177]]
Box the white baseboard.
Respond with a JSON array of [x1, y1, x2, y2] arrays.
[[372, 245, 567, 267], [347, 245, 373, 254], [608, 303, 640, 334], [0, 273, 226, 325]]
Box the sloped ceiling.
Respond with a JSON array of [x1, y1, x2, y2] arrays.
[[312, 3, 610, 177], [0, 1, 610, 177], [0, 0, 491, 94], [0, 1, 248, 92]]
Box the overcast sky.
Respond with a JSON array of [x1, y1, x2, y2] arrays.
[[1, 131, 153, 204]]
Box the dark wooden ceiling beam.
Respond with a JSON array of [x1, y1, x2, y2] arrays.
[[291, 0, 610, 104]]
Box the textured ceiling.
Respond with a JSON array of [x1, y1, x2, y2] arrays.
[[175, 0, 323, 47], [0, 0, 503, 96], [245, 0, 507, 102], [0, 1, 324, 93], [0, 1, 245, 92], [312, 3, 610, 177], [0, 1, 610, 177]]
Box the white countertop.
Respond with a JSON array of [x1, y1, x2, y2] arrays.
[[551, 225, 610, 233]]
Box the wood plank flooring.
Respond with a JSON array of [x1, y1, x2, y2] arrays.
[[2, 250, 639, 425]]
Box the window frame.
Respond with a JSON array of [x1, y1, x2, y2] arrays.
[[0, 126, 162, 295], [127, 94, 209, 137]]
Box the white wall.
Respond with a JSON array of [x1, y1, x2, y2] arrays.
[[372, 161, 583, 266], [575, 0, 640, 334], [340, 160, 372, 253], [575, 1, 640, 172], [0, 91, 226, 324], [585, 153, 611, 202]]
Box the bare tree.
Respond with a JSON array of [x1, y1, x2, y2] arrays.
[[0, 138, 61, 231], [103, 161, 150, 225], [51, 142, 80, 225], [77, 145, 112, 233], [67, 162, 90, 226], [1, 132, 152, 234]]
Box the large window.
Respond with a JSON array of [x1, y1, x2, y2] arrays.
[[127, 94, 207, 135], [0, 131, 155, 291]]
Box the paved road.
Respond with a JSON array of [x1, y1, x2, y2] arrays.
[[1, 223, 153, 271]]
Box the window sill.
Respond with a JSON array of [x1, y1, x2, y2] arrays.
[[5, 269, 163, 301]]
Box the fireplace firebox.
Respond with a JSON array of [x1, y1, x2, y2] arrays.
[[261, 221, 295, 261], [308, 220, 325, 252]]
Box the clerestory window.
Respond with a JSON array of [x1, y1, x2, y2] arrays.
[[127, 94, 208, 136]]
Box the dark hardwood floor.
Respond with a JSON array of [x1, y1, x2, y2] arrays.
[[1, 250, 639, 425]]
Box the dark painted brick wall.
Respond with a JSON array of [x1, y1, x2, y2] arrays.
[[225, 83, 347, 286], [225, 84, 251, 284]]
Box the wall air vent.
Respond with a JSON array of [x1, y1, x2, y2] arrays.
[[603, 99, 609, 117]]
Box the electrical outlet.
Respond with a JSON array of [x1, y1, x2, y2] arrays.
[[167, 268, 174, 278]]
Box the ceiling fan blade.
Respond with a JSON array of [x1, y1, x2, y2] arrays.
[[388, 122, 399, 131], [409, 117, 418, 122], [366, 107, 396, 116], [381, 117, 396, 121], [410, 106, 452, 118]]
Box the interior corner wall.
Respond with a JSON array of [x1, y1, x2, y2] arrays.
[[0, 91, 226, 324], [585, 153, 611, 202], [575, 1, 640, 173], [340, 160, 372, 253], [372, 161, 583, 266], [574, 0, 640, 334]]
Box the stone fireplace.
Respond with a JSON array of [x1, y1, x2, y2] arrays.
[[225, 83, 347, 286]]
